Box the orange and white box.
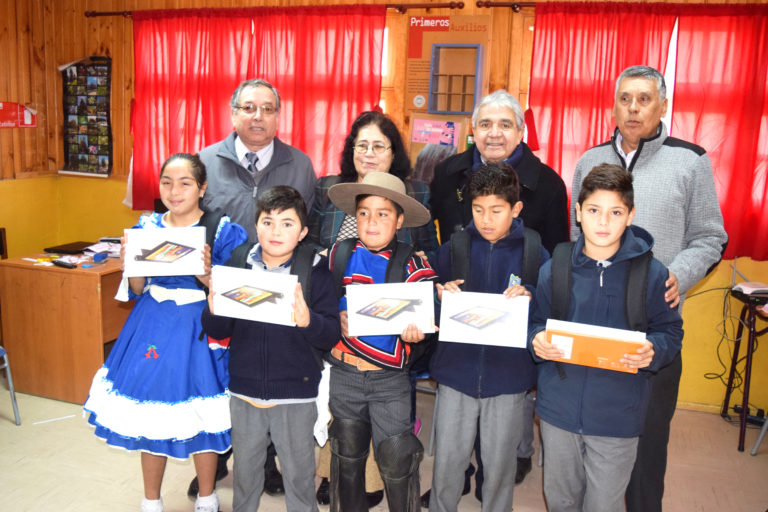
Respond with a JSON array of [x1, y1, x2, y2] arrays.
[[545, 319, 647, 374]]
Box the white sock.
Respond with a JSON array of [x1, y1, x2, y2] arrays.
[[195, 490, 219, 512], [141, 497, 163, 512]]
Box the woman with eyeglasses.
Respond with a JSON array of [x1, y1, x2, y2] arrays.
[[307, 110, 438, 260], [307, 110, 438, 509]]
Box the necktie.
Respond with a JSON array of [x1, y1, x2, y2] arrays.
[[246, 152, 259, 173]]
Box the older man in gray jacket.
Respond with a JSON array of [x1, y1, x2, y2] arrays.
[[570, 65, 727, 512], [200, 78, 316, 241]]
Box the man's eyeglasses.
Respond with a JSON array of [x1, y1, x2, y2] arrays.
[[353, 142, 392, 154], [475, 120, 517, 132], [234, 104, 277, 117]]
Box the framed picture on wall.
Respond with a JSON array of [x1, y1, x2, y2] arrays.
[[407, 113, 470, 184], [59, 56, 112, 177]]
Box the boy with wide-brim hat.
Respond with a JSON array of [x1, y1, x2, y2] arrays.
[[325, 172, 437, 512]]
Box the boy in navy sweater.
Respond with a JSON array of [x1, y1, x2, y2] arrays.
[[529, 164, 683, 512], [429, 162, 549, 512], [202, 186, 340, 512]]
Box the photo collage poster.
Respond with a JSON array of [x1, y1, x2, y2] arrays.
[[61, 57, 112, 176]]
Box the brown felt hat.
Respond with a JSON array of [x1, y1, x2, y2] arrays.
[[327, 172, 431, 228]]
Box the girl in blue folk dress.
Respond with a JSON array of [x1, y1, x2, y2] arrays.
[[84, 153, 248, 512]]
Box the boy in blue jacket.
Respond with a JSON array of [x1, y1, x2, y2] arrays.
[[429, 162, 549, 512], [529, 163, 683, 512], [201, 186, 340, 512]]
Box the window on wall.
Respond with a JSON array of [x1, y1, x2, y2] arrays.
[[130, 6, 386, 210]]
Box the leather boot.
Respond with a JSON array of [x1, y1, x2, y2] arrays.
[[377, 431, 424, 512], [329, 418, 371, 512]]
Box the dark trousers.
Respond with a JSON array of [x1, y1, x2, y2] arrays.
[[625, 352, 682, 512]]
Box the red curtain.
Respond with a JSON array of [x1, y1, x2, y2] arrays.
[[672, 7, 768, 260], [131, 6, 386, 210], [529, 3, 677, 201]]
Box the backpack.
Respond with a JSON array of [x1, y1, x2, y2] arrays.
[[330, 238, 415, 299], [225, 240, 322, 367], [449, 227, 542, 289], [549, 241, 652, 378]]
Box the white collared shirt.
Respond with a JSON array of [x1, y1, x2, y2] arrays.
[[615, 132, 637, 166], [235, 136, 274, 172]]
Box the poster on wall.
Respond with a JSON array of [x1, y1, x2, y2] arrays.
[[408, 113, 469, 184], [59, 56, 112, 178], [406, 16, 490, 113]]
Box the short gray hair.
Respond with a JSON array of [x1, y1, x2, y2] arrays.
[[615, 66, 666, 102], [472, 90, 525, 130], [230, 79, 281, 112]]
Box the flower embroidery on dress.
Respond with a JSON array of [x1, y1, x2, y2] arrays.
[[145, 345, 159, 359]]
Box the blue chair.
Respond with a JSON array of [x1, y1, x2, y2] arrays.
[[0, 346, 21, 425]]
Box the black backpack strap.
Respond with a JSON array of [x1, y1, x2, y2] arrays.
[[290, 243, 324, 369], [291, 243, 316, 305], [625, 251, 652, 332], [199, 210, 226, 249], [225, 241, 253, 268], [522, 228, 543, 287], [449, 230, 471, 289], [550, 242, 575, 321], [385, 242, 415, 284], [550, 241, 575, 380], [331, 238, 357, 300], [196, 210, 227, 292]]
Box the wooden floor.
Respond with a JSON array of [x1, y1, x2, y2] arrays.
[[1, 387, 767, 511]]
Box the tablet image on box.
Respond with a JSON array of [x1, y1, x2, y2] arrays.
[[356, 298, 421, 321], [450, 306, 507, 329], [135, 241, 195, 263], [221, 285, 283, 307]]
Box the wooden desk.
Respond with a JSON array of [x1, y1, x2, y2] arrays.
[[0, 256, 133, 403]]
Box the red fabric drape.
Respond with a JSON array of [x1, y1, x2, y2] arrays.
[[529, 3, 676, 201], [672, 10, 768, 260], [131, 6, 386, 210]]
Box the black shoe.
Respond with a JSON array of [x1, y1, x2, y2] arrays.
[[419, 462, 474, 509], [316, 477, 330, 505], [264, 465, 285, 496], [366, 490, 384, 508], [420, 489, 431, 508], [475, 484, 482, 503], [514, 457, 532, 485], [187, 455, 230, 497]]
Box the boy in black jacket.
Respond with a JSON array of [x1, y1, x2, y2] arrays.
[[202, 186, 340, 512], [429, 162, 548, 512]]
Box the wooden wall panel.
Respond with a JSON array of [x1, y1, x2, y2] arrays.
[[0, 1, 17, 180], [0, 0, 763, 181]]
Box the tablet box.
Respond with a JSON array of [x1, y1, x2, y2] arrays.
[[545, 319, 646, 374]]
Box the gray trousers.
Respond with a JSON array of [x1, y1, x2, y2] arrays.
[[230, 397, 318, 512], [517, 389, 536, 458], [430, 385, 525, 512], [541, 420, 638, 512], [328, 360, 412, 449]]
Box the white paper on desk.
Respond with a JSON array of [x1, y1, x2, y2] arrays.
[[439, 291, 529, 347], [123, 226, 205, 277], [346, 282, 435, 337], [211, 265, 298, 326]]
